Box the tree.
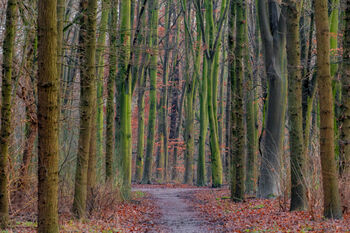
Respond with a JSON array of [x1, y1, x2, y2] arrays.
[[230, 0, 246, 202], [195, 0, 226, 188], [257, 0, 286, 198], [284, 0, 307, 211], [341, 0, 350, 179], [95, 0, 109, 180], [142, 0, 159, 184], [0, 0, 17, 228], [183, 0, 196, 185], [37, 0, 59, 231], [117, 0, 132, 198], [72, 0, 97, 219], [106, 0, 118, 182], [314, 0, 342, 219]]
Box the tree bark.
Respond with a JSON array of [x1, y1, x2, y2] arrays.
[[315, 0, 342, 219], [37, 0, 59, 231], [105, 0, 118, 182], [231, 0, 246, 202], [0, 0, 17, 228], [142, 0, 159, 184], [257, 0, 286, 198], [284, 0, 307, 211], [73, 0, 97, 219]]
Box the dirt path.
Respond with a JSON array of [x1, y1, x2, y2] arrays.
[[134, 187, 216, 233]]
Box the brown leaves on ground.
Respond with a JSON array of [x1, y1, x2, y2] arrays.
[[186, 188, 350, 233], [11, 191, 163, 232]]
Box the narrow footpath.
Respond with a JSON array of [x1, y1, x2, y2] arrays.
[[134, 187, 218, 233]]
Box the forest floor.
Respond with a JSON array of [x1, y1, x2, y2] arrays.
[[9, 184, 350, 232]]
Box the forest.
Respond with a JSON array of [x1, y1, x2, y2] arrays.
[[1, 0, 350, 232]]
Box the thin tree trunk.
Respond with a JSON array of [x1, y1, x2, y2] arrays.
[[170, 11, 182, 181], [183, 0, 195, 185]]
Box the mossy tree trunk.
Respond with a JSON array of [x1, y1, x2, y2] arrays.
[[105, 0, 118, 182], [314, 0, 342, 219], [37, 0, 59, 231], [73, 0, 97, 219], [0, 0, 17, 228], [142, 0, 159, 184], [117, 0, 132, 198], [284, 0, 307, 211], [231, 0, 246, 202], [245, 6, 258, 194], [95, 0, 109, 180]]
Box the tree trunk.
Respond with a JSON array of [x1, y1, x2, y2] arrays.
[[105, 0, 118, 182], [170, 11, 182, 181], [95, 0, 109, 180], [183, 0, 195, 185], [142, 0, 159, 184], [37, 0, 59, 231], [231, 0, 246, 202], [257, 0, 286, 198], [341, 0, 350, 178], [203, 0, 225, 188], [73, 0, 97, 219], [118, 0, 132, 198], [245, 8, 257, 194], [284, 0, 307, 211], [315, 0, 342, 219], [0, 0, 17, 228]]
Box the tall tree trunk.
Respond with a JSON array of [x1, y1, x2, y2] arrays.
[[142, 0, 159, 184], [73, 0, 97, 219], [340, 0, 350, 212], [203, 0, 225, 188], [284, 0, 307, 211], [302, 0, 316, 175], [118, 0, 132, 198], [0, 0, 17, 228], [257, 0, 286, 198], [160, 0, 171, 181], [37, 0, 59, 231], [245, 8, 257, 194], [105, 0, 118, 182], [231, 0, 246, 202], [183, 0, 196, 185], [135, 2, 148, 183], [198, 39, 208, 186], [340, 0, 350, 179], [226, 0, 235, 186], [170, 11, 182, 181], [315, 0, 342, 219], [95, 0, 109, 180]]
